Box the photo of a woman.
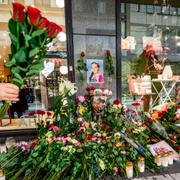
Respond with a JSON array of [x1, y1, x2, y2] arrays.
[[87, 60, 104, 84]]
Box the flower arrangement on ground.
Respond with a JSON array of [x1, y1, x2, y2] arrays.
[[0, 83, 164, 180]]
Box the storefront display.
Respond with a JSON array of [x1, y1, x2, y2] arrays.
[[0, 0, 67, 132]]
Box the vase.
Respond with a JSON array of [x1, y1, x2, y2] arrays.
[[162, 65, 173, 79]]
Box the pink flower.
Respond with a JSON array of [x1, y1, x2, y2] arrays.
[[54, 136, 67, 144], [52, 126, 60, 132], [74, 141, 81, 146], [145, 44, 155, 58], [113, 166, 119, 173], [161, 103, 168, 112], [120, 150, 127, 155], [108, 91, 112, 96], [61, 137, 67, 144], [15, 141, 30, 151], [78, 96, 85, 103]]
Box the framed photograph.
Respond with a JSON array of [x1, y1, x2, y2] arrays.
[[87, 59, 104, 84]]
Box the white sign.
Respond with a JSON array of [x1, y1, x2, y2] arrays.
[[41, 62, 55, 78]]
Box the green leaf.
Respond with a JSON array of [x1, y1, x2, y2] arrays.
[[15, 49, 26, 63], [32, 29, 45, 38], [29, 48, 40, 58], [5, 58, 16, 68], [20, 23, 28, 34], [11, 78, 22, 87], [9, 33, 18, 44], [8, 18, 17, 35], [25, 34, 32, 42], [11, 67, 20, 74], [30, 63, 44, 71], [17, 66, 28, 72], [14, 73, 24, 83], [26, 69, 40, 77]]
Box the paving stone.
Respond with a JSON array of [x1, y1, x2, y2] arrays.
[[169, 173, 180, 180], [133, 174, 173, 180]]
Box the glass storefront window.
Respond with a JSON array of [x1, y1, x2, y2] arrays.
[[72, 0, 116, 98], [121, 1, 180, 105], [0, 0, 66, 130]]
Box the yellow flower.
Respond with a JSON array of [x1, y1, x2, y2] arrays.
[[79, 105, 86, 115], [85, 122, 89, 129], [115, 142, 122, 148], [99, 159, 105, 170]]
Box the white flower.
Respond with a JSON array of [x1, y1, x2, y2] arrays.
[[77, 117, 84, 122], [59, 80, 78, 96], [114, 132, 121, 139], [94, 132, 101, 137], [99, 159, 105, 170], [62, 98, 68, 106], [61, 145, 76, 153], [46, 131, 53, 142], [90, 122, 97, 131]]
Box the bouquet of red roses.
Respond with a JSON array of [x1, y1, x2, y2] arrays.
[[0, 2, 62, 117]]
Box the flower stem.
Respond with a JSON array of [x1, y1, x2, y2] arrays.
[[0, 102, 11, 118], [17, 23, 20, 50]]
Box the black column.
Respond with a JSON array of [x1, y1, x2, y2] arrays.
[[115, 0, 122, 100], [64, 0, 75, 82]]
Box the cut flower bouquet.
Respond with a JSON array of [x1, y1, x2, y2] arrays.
[[0, 2, 62, 117]]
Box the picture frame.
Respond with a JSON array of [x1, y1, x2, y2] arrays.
[[87, 59, 104, 84]]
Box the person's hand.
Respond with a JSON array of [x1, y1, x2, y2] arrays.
[[0, 83, 19, 101]]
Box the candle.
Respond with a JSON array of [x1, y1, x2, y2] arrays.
[[138, 157, 145, 173], [161, 153, 169, 167], [155, 154, 162, 166], [126, 161, 133, 178], [167, 151, 174, 165]]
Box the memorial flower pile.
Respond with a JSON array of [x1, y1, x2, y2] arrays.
[[0, 84, 162, 179], [0, 2, 62, 118]]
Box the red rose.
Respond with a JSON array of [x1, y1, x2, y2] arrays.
[[90, 86, 96, 91], [47, 111, 52, 116], [80, 51, 85, 57], [12, 2, 25, 22], [28, 111, 35, 116], [132, 102, 141, 107], [30, 140, 37, 149], [35, 109, 45, 115], [27, 6, 42, 25], [36, 17, 48, 29], [106, 50, 111, 55], [140, 96, 147, 102], [145, 44, 155, 58], [144, 121, 150, 126], [47, 21, 62, 38], [86, 87, 91, 92], [176, 146, 180, 150], [170, 136, 177, 143], [101, 122, 106, 130], [113, 99, 120, 105]]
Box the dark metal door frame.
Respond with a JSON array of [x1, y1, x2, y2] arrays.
[[65, 0, 122, 99]]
